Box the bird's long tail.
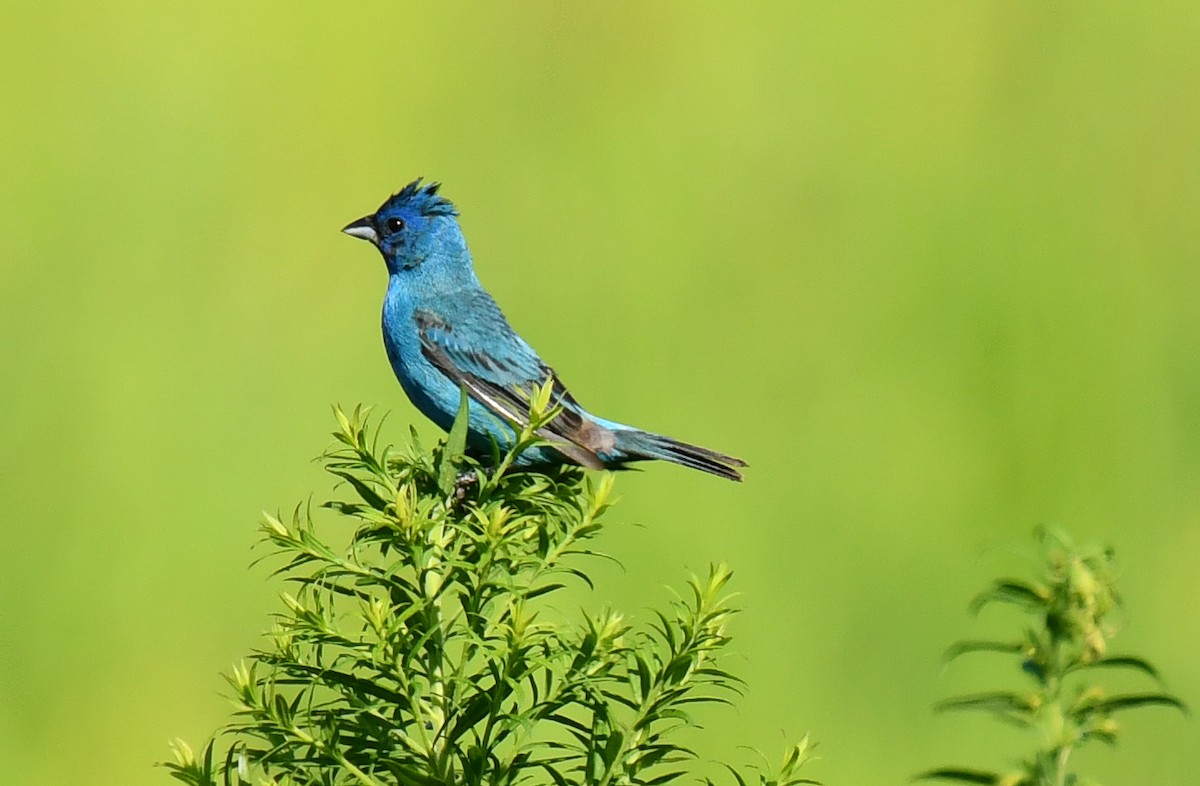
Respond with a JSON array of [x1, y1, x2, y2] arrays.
[[612, 429, 747, 481]]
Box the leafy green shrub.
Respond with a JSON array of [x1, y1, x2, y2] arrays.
[[918, 528, 1186, 786], [165, 397, 815, 786]]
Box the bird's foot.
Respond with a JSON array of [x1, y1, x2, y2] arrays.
[[451, 470, 479, 505]]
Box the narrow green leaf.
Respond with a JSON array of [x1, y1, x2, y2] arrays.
[[537, 761, 573, 786], [942, 640, 1024, 662], [722, 764, 750, 786], [448, 691, 496, 740], [913, 768, 1000, 784], [328, 469, 389, 512], [1070, 655, 1163, 683], [935, 692, 1032, 716], [438, 386, 471, 496], [968, 580, 1048, 615], [523, 582, 567, 600], [635, 654, 653, 704], [1075, 693, 1188, 717]]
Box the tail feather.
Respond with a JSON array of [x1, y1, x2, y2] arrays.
[[613, 430, 747, 481]]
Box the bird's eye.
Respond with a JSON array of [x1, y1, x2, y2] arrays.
[[384, 217, 405, 234]]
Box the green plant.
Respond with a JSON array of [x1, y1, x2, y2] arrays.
[[918, 528, 1186, 786], [165, 392, 815, 786]]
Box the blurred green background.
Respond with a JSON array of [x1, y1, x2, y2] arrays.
[[2, 2, 1198, 783]]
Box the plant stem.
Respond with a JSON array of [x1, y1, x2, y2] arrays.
[[424, 520, 451, 780], [1052, 746, 1071, 786]]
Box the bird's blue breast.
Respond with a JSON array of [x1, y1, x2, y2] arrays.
[[381, 281, 457, 430]]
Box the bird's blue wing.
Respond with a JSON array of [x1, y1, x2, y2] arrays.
[[413, 307, 613, 469]]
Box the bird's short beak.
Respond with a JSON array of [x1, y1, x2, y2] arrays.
[[342, 216, 379, 244]]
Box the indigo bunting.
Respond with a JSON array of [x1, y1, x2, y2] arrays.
[[342, 179, 746, 481]]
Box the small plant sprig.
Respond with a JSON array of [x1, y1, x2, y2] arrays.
[[918, 527, 1186, 786], [165, 388, 816, 786]]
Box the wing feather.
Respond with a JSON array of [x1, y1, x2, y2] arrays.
[[414, 308, 610, 469]]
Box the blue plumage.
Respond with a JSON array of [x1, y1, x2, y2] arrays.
[[342, 179, 745, 481]]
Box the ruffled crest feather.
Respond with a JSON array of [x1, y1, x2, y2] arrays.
[[383, 178, 458, 217]]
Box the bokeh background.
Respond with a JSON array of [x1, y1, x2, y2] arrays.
[[2, 2, 1198, 784]]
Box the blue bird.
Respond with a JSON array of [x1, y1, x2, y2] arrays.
[[342, 179, 746, 481]]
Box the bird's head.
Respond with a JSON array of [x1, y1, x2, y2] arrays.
[[342, 179, 466, 277]]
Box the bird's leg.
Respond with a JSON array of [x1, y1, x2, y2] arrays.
[[452, 470, 479, 504]]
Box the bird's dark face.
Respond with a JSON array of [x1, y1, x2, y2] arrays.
[[343, 179, 463, 277], [342, 204, 429, 273]]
